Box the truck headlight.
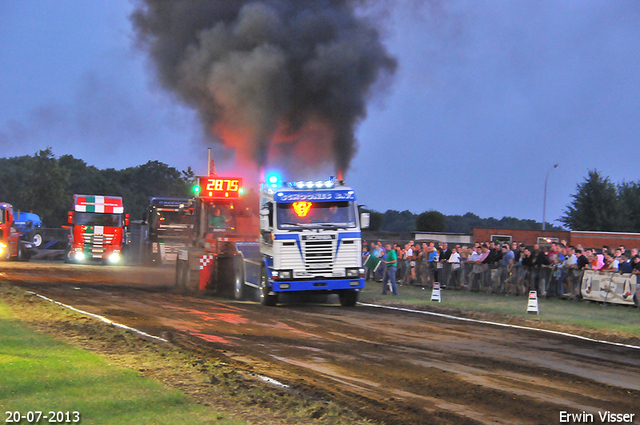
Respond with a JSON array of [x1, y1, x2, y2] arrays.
[[346, 268, 364, 278], [109, 250, 121, 263], [271, 270, 292, 280], [73, 249, 85, 261], [0, 242, 6, 253]]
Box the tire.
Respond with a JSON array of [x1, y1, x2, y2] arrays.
[[260, 265, 278, 306], [234, 254, 246, 301], [15, 245, 23, 261], [31, 232, 43, 248], [176, 259, 192, 293], [64, 249, 73, 264], [339, 290, 359, 307], [184, 260, 200, 294], [175, 260, 184, 291]]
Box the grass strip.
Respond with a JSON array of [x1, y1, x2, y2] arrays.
[[360, 281, 640, 342], [0, 300, 241, 425]]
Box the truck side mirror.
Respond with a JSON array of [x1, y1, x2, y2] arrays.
[[258, 208, 269, 230], [125, 214, 130, 226], [68, 211, 74, 224], [7, 213, 12, 223], [360, 212, 370, 229]]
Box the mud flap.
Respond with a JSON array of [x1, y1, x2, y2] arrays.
[[199, 254, 215, 291]]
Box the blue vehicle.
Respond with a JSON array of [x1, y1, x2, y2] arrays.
[[14, 212, 44, 248]]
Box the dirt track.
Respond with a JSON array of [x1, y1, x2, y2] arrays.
[[2, 261, 639, 425]]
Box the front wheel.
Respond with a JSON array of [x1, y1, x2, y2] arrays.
[[15, 245, 23, 261], [21, 247, 32, 261], [260, 265, 278, 306], [64, 249, 74, 264], [175, 259, 188, 292], [339, 290, 359, 307], [31, 232, 43, 248]]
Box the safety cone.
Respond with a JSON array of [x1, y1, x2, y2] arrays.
[[431, 282, 441, 303], [527, 290, 539, 314]]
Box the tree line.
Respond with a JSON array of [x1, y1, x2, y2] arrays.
[[0, 149, 193, 227], [363, 208, 561, 234]]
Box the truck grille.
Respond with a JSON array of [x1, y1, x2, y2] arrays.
[[83, 233, 114, 258], [303, 240, 334, 277]]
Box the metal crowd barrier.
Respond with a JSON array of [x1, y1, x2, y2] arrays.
[[365, 252, 638, 306], [385, 260, 587, 298]]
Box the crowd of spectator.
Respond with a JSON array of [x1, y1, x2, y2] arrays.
[[362, 240, 640, 297]]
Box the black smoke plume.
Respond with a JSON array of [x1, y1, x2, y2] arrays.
[[131, 0, 396, 176]]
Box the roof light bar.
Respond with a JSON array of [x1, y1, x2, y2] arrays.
[[264, 177, 338, 190]]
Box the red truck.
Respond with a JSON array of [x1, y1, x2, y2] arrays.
[[0, 202, 37, 260], [66, 195, 129, 264]]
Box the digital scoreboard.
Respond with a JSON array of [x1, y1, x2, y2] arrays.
[[196, 177, 243, 199]]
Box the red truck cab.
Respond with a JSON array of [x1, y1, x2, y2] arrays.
[[0, 203, 34, 260], [66, 195, 129, 264]]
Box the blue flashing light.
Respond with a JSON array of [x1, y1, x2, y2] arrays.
[[267, 173, 281, 187]]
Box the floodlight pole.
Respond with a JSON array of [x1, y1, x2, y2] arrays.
[[542, 164, 559, 231]]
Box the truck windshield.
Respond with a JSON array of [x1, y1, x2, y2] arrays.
[[206, 203, 239, 233], [0, 208, 4, 224], [151, 210, 194, 230], [276, 201, 356, 229], [75, 212, 122, 227]]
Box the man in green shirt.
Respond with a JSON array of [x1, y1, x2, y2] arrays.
[[382, 243, 398, 295], [208, 207, 227, 228]]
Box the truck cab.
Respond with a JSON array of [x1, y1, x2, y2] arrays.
[[252, 176, 366, 306], [0, 203, 36, 260], [145, 197, 195, 265], [175, 176, 259, 295], [66, 195, 129, 264]]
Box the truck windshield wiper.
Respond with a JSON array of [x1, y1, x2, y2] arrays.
[[318, 223, 352, 228]]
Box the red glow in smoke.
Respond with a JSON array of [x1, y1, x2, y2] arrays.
[[212, 115, 340, 179]]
